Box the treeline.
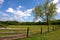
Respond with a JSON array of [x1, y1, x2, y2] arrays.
[[0, 21, 20, 26], [0, 20, 60, 26]]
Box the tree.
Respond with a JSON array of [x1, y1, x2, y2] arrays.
[[33, 0, 57, 25]]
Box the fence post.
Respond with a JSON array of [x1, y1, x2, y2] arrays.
[[58, 26, 60, 29], [40, 27, 42, 34], [26, 27, 29, 37], [58, 25, 60, 29], [52, 26, 54, 31], [47, 27, 49, 32], [55, 27, 57, 31], [57, 26, 58, 30], [57, 26, 59, 29], [58, 26, 59, 29]]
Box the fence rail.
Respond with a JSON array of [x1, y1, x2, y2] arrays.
[[0, 25, 60, 40]]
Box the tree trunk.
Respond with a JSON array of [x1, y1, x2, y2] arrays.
[[47, 13, 49, 25]]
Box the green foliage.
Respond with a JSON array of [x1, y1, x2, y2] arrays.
[[33, 0, 57, 25], [0, 20, 60, 25]]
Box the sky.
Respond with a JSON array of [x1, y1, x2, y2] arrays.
[[0, 0, 60, 22]]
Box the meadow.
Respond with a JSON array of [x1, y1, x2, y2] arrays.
[[0, 25, 59, 37], [16, 29, 60, 40], [0, 25, 60, 40]]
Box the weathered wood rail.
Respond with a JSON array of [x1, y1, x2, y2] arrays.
[[0, 26, 60, 40], [0, 34, 26, 40]]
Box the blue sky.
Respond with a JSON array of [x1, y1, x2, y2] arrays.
[[0, 0, 60, 22]]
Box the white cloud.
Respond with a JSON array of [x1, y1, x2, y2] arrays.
[[53, 0, 59, 4], [0, 12, 8, 21], [6, 7, 33, 18], [17, 5, 22, 9], [14, 10, 26, 17], [0, 0, 4, 4], [0, 12, 14, 21], [18, 5, 22, 8], [0, 12, 3, 14], [56, 4, 60, 7], [25, 9, 33, 14], [24, 9, 33, 16], [51, 0, 60, 13], [56, 6, 60, 13], [3, 13, 8, 16], [52, 0, 60, 19], [8, 17, 15, 21], [56, 5, 60, 13], [0, 0, 4, 7], [6, 6, 33, 21], [6, 8, 14, 13], [24, 17, 28, 19], [0, 12, 8, 16]]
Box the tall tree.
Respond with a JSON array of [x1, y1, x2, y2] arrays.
[[33, 0, 57, 25]]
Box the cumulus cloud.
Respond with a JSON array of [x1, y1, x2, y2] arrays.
[[0, 0, 4, 7], [6, 6, 33, 21], [6, 8, 14, 13], [6, 7, 33, 18], [0, 0, 4, 4], [0, 12, 9, 21]]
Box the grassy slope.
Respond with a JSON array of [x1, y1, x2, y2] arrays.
[[16, 30, 60, 40]]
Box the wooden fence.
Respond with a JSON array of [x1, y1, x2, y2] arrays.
[[26, 25, 60, 37], [0, 25, 60, 39]]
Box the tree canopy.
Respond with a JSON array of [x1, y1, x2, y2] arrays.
[[33, 0, 57, 25]]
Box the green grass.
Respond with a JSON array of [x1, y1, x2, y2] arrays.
[[0, 25, 59, 36], [0, 34, 18, 36], [7, 25, 57, 34], [16, 30, 60, 40], [7, 25, 57, 28]]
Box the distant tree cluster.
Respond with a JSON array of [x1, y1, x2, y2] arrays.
[[0, 20, 60, 26]]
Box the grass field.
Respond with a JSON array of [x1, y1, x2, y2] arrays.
[[0, 25, 59, 38], [7, 25, 58, 34], [16, 29, 60, 40]]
